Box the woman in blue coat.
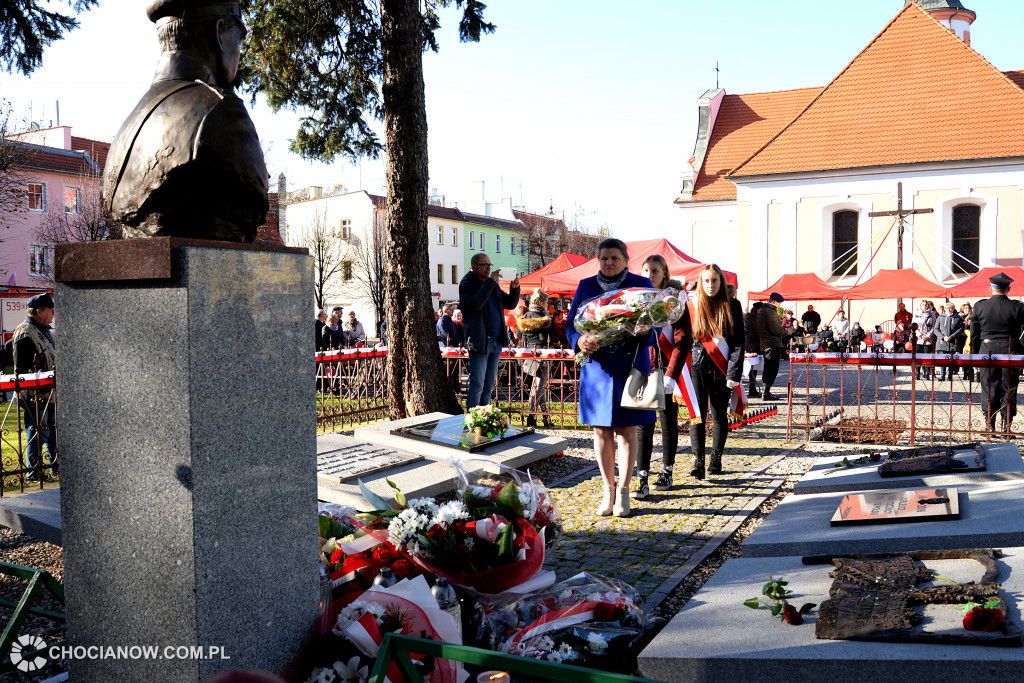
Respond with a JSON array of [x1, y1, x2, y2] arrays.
[[566, 238, 656, 518]]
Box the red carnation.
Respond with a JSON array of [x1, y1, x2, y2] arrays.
[[380, 614, 402, 633], [781, 604, 803, 625], [372, 547, 395, 564], [330, 548, 343, 565], [392, 559, 414, 578], [426, 525, 447, 544], [454, 520, 468, 535], [594, 602, 617, 622], [964, 607, 1004, 632]]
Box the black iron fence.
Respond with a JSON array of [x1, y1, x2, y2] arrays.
[[787, 350, 1024, 445], [316, 346, 585, 431], [0, 372, 58, 497]]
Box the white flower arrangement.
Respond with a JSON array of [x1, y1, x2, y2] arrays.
[[332, 599, 387, 637], [587, 632, 608, 654]]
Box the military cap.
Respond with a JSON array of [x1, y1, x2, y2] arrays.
[[147, 0, 240, 22], [989, 272, 1014, 289], [28, 293, 54, 310], [769, 292, 784, 303]]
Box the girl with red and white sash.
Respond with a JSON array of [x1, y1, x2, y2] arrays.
[[673, 264, 744, 478]]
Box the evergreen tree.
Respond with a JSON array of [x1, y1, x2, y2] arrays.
[[0, 0, 97, 75], [242, 0, 493, 418]]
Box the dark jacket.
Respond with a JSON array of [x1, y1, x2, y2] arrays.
[[970, 293, 1024, 353], [801, 309, 821, 334], [850, 325, 866, 348], [757, 304, 784, 350], [315, 319, 327, 351], [517, 308, 554, 348], [935, 312, 964, 353], [458, 272, 520, 353], [322, 324, 345, 349], [670, 298, 743, 383], [436, 314, 460, 345], [743, 309, 760, 354]]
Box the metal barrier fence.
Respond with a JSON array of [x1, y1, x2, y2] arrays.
[[787, 351, 1024, 445], [316, 347, 585, 431], [0, 373, 57, 497]]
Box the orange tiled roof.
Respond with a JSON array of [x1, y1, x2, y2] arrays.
[[730, 2, 1024, 178], [685, 87, 820, 201]]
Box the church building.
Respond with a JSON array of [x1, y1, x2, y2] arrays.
[[675, 0, 1024, 324]]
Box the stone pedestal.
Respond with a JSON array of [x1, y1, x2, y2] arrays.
[[54, 239, 317, 681]]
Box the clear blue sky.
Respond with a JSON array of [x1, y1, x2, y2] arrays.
[[3, 0, 1022, 239]]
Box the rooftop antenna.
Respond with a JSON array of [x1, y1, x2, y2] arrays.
[[715, 61, 720, 89]]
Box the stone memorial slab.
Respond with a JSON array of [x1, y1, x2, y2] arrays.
[[638, 550, 1024, 681], [317, 442, 422, 483], [830, 487, 960, 526], [0, 487, 62, 546], [794, 442, 1024, 495], [356, 412, 567, 470], [390, 414, 534, 452], [743, 480, 1024, 558]]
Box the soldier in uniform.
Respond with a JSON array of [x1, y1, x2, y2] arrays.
[[103, 0, 268, 242], [970, 272, 1024, 432]]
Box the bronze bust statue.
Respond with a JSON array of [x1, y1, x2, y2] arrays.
[[103, 0, 269, 242]]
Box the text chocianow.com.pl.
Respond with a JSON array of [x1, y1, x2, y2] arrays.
[[10, 635, 230, 673]]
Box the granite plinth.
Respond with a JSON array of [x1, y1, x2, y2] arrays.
[[794, 442, 1024, 495], [55, 244, 317, 681], [639, 551, 1024, 682], [0, 487, 61, 546], [743, 480, 1024, 558], [355, 412, 567, 469]]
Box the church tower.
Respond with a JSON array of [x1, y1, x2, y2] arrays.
[[907, 0, 976, 45]]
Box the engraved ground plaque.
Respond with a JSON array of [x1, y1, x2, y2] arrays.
[[878, 443, 986, 478], [317, 444, 423, 483], [830, 488, 960, 526]]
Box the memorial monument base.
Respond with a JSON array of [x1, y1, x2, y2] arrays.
[[55, 239, 317, 680]]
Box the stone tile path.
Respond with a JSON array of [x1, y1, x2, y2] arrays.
[[542, 413, 795, 607]]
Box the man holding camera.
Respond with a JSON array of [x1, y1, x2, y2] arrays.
[[459, 254, 520, 408]]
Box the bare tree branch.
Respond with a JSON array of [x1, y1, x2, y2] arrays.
[[342, 206, 388, 336], [299, 205, 346, 308]]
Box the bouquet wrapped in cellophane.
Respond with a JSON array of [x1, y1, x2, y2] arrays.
[[573, 287, 683, 365], [451, 459, 564, 550], [474, 571, 650, 667], [354, 480, 556, 598]]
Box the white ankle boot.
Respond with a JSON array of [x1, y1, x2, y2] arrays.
[[613, 486, 631, 517], [597, 485, 616, 516]]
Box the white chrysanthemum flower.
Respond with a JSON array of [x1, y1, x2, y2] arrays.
[[304, 666, 337, 683], [558, 642, 579, 660], [471, 486, 493, 499], [587, 633, 608, 654], [434, 500, 470, 525], [407, 498, 439, 515], [537, 635, 556, 651]]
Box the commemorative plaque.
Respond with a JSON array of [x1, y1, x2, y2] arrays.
[[830, 488, 960, 527], [877, 443, 986, 478], [390, 414, 534, 453]]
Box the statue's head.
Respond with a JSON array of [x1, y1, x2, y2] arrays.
[[148, 0, 246, 89]]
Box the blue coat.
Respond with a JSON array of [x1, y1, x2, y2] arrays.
[[566, 273, 657, 428]]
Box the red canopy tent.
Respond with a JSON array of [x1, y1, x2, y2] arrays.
[[516, 253, 589, 291], [945, 266, 1024, 299], [841, 268, 948, 300], [539, 238, 735, 295], [748, 273, 845, 301]]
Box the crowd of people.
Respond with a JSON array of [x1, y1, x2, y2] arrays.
[[315, 307, 367, 350]]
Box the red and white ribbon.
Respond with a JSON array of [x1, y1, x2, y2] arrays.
[[790, 352, 1024, 368], [0, 372, 54, 391], [508, 600, 603, 647], [466, 514, 509, 543]]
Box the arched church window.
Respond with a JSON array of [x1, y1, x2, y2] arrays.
[[951, 204, 980, 276], [831, 210, 858, 277]]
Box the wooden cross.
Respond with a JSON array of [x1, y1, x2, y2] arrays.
[[867, 182, 933, 269]]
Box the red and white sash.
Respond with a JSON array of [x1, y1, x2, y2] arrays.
[[685, 301, 747, 421]]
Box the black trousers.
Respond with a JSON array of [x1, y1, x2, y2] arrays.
[[637, 394, 680, 473], [690, 362, 731, 455], [979, 342, 1020, 428], [761, 346, 781, 392]]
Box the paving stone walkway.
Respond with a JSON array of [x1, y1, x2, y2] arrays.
[[542, 413, 794, 607]]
